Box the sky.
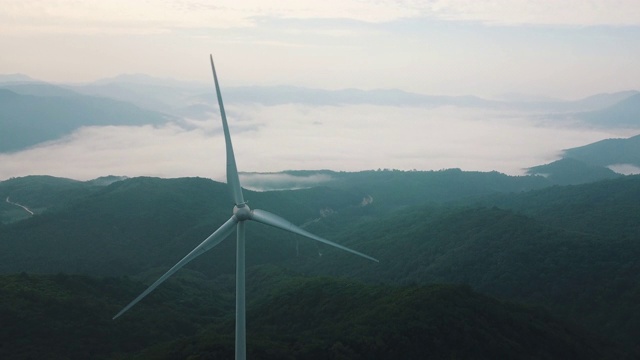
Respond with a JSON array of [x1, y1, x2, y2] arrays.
[[1, 1, 640, 181], [2, 0, 640, 99]]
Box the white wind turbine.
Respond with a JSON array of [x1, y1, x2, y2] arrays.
[[113, 55, 378, 360]]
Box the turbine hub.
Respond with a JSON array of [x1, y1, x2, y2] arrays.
[[233, 204, 252, 221]]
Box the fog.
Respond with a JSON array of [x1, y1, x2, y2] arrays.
[[2, 2, 639, 183], [1, 104, 635, 182]]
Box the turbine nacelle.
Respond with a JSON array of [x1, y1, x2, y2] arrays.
[[233, 205, 252, 221]]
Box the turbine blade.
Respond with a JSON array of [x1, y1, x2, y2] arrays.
[[113, 216, 238, 320], [250, 209, 378, 263], [210, 55, 245, 206]]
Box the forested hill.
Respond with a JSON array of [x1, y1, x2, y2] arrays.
[[1, 173, 640, 356], [563, 133, 640, 168], [0, 176, 368, 275], [0, 270, 627, 359], [293, 175, 640, 350], [0, 169, 551, 227], [241, 168, 554, 210], [0, 175, 97, 223], [477, 174, 640, 237]]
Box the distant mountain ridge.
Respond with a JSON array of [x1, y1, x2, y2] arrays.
[[579, 93, 640, 127], [2, 74, 639, 174], [526, 133, 640, 181], [3, 72, 638, 115], [574, 90, 639, 111], [0, 73, 38, 83], [0, 82, 82, 97], [0, 86, 174, 153], [526, 158, 621, 185], [564, 134, 640, 167]]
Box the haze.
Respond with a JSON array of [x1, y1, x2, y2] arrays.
[[3, 1, 640, 99], [1, 1, 640, 181], [1, 104, 636, 181]]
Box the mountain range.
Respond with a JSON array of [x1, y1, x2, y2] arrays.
[[2, 72, 640, 358], [0, 86, 172, 153], [1, 171, 640, 357], [1, 73, 639, 155]]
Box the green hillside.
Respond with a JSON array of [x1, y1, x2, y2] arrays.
[[244, 168, 550, 207], [0, 176, 367, 276], [0, 175, 98, 223], [2, 271, 624, 359], [2, 174, 640, 355], [145, 276, 624, 360], [563, 134, 640, 168], [526, 157, 620, 185], [294, 176, 640, 349], [480, 174, 640, 237], [0, 272, 231, 359]]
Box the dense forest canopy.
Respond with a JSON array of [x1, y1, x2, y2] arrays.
[[1, 172, 639, 358]]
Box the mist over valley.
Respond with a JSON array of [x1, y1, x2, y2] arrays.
[[2, 74, 639, 182]]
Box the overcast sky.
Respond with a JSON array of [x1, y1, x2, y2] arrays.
[[2, 0, 640, 99], [1, 1, 640, 181]]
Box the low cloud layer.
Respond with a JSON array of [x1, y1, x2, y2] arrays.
[[239, 173, 334, 191], [1, 104, 636, 182]]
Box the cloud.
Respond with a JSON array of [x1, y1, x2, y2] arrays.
[[0, 0, 417, 35], [0, 122, 225, 181], [3, 0, 638, 37], [608, 164, 640, 175], [239, 173, 333, 191], [3, 0, 639, 100], [227, 104, 637, 175], [1, 104, 637, 182], [421, 0, 640, 27]]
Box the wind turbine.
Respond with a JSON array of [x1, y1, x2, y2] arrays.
[[113, 55, 378, 360]]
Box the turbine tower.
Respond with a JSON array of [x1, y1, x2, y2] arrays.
[[113, 55, 378, 360]]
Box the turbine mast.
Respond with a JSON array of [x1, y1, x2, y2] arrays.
[[236, 221, 247, 360]]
